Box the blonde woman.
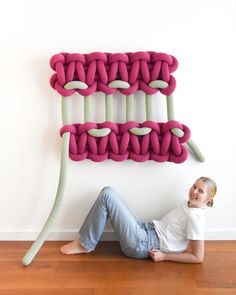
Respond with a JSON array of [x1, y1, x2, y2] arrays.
[[61, 177, 217, 263]]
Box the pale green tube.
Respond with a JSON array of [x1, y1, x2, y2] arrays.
[[107, 80, 132, 121], [84, 95, 92, 122], [145, 94, 153, 121], [126, 94, 134, 121], [186, 139, 205, 162], [21, 96, 71, 266], [166, 95, 205, 162], [105, 94, 113, 122], [149, 80, 205, 162], [106, 81, 152, 135], [166, 95, 174, 120], [21, 132, 69, 266]]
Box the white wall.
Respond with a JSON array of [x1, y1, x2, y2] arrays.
[[0, 0, 236, 241]]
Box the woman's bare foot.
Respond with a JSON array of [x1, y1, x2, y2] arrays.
[[60, 240, 91, 255]]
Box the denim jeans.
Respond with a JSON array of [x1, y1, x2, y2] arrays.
[[79, 186, 160, 259]]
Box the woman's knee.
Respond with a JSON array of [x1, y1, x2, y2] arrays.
[[99, 186, 119, 204], [101, 186, 114, 193]]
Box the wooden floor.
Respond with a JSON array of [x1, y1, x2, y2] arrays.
[[0, 241, 235, 295]]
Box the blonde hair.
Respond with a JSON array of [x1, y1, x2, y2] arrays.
[[198, 176, 217, 207]]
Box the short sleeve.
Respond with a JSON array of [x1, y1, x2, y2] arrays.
[[186, 214, 204, 240]]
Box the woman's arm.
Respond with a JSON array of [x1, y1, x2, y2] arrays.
[[149, 240, 204, 263]]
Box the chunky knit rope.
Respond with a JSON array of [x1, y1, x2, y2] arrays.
[[48, 51, 205, 164], [21, 51, 203, 267], [50, 52, 178, 97], [60, 120, 190, 164]]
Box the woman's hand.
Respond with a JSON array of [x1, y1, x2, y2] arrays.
[[149, 248, 166, 262], [149, 241, 204, 263]]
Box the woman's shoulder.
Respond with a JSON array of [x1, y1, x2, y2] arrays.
[[183, 200, 205, 219]]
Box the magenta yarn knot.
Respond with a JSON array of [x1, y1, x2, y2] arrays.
[[60, 120, 190, 164], [50, 51, 178, 96]]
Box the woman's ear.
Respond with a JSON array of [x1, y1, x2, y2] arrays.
[[207, 196, 213, 207]]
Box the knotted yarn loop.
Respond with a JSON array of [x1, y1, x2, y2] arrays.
[[60, 120, 190, 163], [151, 52, 178, 72], [50, 51, 178, 96], [161, 120, 191, 143]]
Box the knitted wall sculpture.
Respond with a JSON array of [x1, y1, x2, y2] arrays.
[[22, 52, 204, 266]]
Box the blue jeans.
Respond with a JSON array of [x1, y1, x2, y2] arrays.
[[79, 186, 160, 259]]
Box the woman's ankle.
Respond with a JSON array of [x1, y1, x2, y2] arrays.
[[60, 240, 91, 255]]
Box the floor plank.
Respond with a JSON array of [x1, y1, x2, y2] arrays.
[[0, 241, 235, 295]]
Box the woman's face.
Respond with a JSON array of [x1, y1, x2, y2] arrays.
[[188, 179, 210, 208]]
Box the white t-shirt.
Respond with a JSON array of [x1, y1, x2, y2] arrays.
[[152, 200, 205, 253]]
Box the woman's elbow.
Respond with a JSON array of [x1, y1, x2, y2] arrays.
[[194, 255, 204, 263]]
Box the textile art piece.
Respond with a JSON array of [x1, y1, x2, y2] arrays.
[[22, 52, 204, 266]]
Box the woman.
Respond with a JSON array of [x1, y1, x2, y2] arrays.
[[60, 177, 217, 263]]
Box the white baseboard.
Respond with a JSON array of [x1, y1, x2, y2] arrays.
[[0, 230, 117, 241], [204, 229, 236, 240], [0, 229, 236, 241]]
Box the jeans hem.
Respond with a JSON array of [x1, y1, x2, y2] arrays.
[[79, 237, 95, 252]]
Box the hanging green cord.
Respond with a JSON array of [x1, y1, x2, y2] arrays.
[[105, 94, 113, 122], [107, 80, 133, 121], [166, 95, 175, 121], [126, 94, 134, 121], [21, 97, 70, 266], [145, 94, 153, 121], [21, 81, 91, 266], [166, 94, 205, 162], [21, 135, 69, 266], [84, 96, 92, 122], [87, 93, 112, 137], [149, 80, 205, 162], [87, 81, 133, 137], [108, 81, 151, 135]]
